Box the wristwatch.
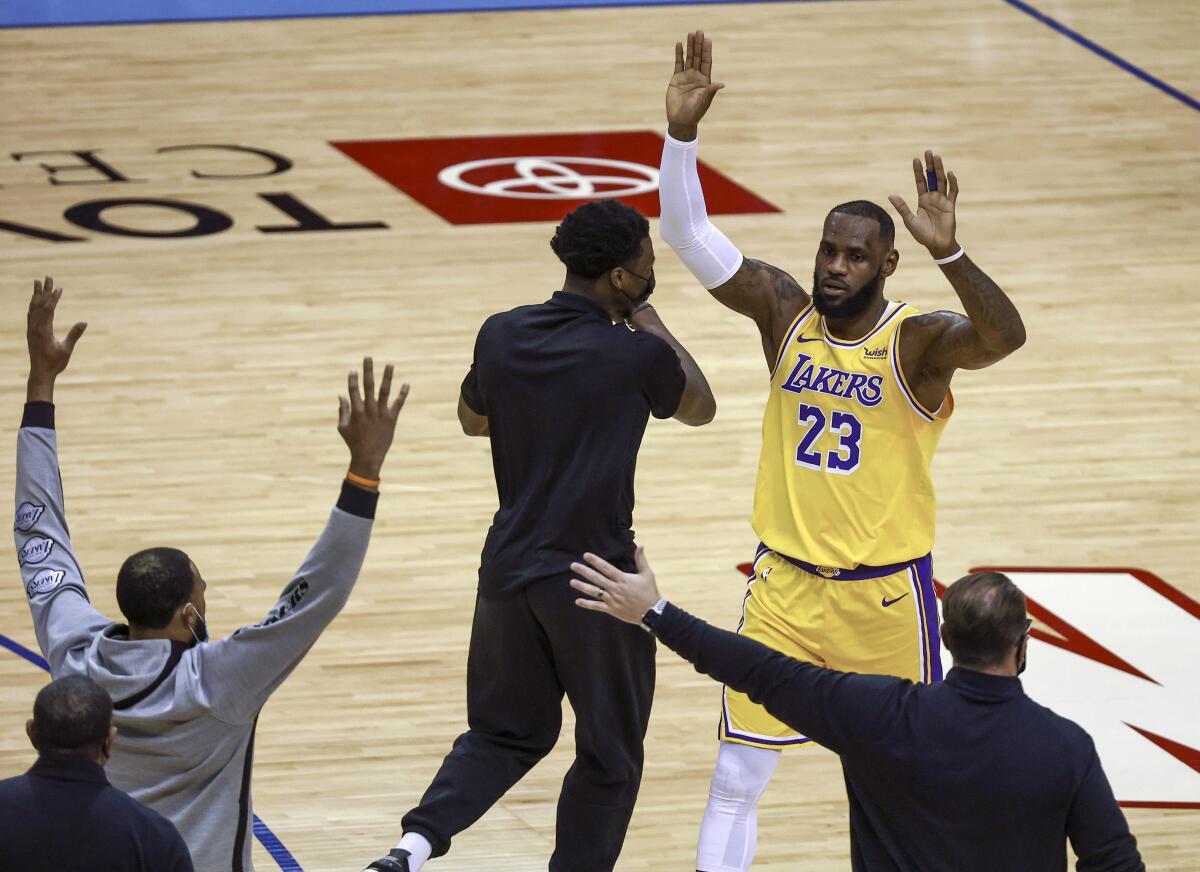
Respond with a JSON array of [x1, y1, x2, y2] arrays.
[[640, 597, 669, 632]]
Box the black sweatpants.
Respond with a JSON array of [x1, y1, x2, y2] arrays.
[[401, 571, 656, 871]]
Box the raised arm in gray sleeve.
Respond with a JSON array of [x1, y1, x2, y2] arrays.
[[14, 403, 111, 676], [199, 481, 378, 724]]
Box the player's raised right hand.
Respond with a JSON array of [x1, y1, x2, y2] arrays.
[[337, 357, 409, 482], [666, 31, 725, 140], [26, 276, 87, 403]]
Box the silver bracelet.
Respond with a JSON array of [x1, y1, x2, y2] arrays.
[[932, 246, 966, 266]]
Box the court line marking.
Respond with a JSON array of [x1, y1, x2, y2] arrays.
[[1004, 0, 1200, 114], [6, 0, 1196, 122], [1, 0, 865, 30], [0, 629, 305, 872]]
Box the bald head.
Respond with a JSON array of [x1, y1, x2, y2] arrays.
[[27, 675, 114, 761], [940, 572, 1029, 671]]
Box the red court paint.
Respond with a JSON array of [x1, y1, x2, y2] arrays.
[[332, 131, 779, 225]]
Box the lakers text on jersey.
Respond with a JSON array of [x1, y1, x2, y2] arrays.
[[752, 301, 952, 569]]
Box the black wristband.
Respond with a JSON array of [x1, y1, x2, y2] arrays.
[[337, 479, 379, 519], [640, 598, 669, 631], [21, 402, 55, 430]]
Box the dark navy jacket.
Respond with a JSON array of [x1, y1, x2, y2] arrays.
[[0, 755, 193, 871], [645, 602, 1144, 872]]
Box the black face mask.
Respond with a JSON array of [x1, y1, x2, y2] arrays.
[[623, 267, 656, 304]]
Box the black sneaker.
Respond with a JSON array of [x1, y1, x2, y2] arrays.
[[363, 848, 411, 872]]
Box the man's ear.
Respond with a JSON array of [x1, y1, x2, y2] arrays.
[[883, 248, 900, 277], [26, 719, 38, 751], [104, 724, 117, 758], [1015, 636, 1029, 672]]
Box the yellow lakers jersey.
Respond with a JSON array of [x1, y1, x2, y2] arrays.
[[752, 301, 952, 568]]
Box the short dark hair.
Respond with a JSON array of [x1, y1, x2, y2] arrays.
[[550, 199, 649, 279], [31, 675, 113, 758], [116, 547, 195, 629], [827, 200, 895, 247], [941, 572, 1028, 669]]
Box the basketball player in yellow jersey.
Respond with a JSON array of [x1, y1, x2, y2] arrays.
[[657, 33, 1027, 872]]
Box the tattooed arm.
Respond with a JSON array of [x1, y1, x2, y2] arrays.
[[711, 259, 812, 369], [906, 257, 1025, 370], [891, 152, 1025, 411]]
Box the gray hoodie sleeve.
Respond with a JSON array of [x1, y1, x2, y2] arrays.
[[14, 402, 111, 676], [200, 481, 378, 724]]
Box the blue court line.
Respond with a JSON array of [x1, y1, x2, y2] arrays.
[[252, 818, 305, 872], [1004, 0, 1200, 115], [0, 631, 50, 671], [2, 0, 859, 29], [0, 629, 305, 872]]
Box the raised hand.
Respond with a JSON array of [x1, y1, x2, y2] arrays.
[[888, 150, 959, 259], [570, 547, 662, 625], [666, 30, 725, 140], [26, 276, 87, 402], [337, 357, 410, 482]]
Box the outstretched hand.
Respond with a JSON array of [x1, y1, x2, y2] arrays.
[[27, 276, 87, 402], [666, 31, 725, 140], [888, 150, 959, 259], [570, 547, 662, 625], [337, 357, 410, 482]]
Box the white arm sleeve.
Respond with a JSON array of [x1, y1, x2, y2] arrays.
[[658, 133, 745, 290]]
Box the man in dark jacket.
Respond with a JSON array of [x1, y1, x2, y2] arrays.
[[0, 675, 193, 872], [569, 548, 1144, 872]]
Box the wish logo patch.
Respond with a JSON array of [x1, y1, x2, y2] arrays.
[[26, 569, 65, 597], [14, 502, 45, 532], [18, 536, 55, 565]]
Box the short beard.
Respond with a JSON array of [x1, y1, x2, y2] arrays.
[[812, 267, 884, 320]]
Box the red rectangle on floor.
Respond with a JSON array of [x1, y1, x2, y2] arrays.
[[331, 130, 779, 225]]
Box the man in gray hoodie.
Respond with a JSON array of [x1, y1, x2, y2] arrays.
[[13, 276, 409, 872]]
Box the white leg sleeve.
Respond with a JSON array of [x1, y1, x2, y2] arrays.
[[658, 133, 745, 290], [695, 741, 781, 872]]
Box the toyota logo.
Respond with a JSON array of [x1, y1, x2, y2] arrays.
[[437, 156, 659, 200]]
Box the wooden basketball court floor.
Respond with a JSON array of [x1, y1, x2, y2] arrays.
[[1, 0, 1197, 868]]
